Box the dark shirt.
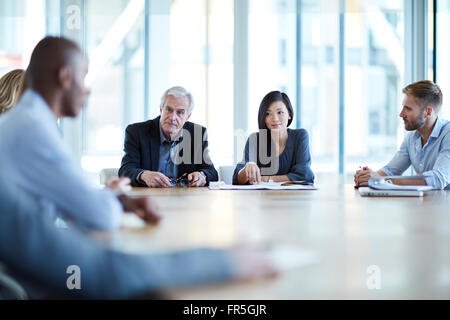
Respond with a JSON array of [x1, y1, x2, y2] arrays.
[[232, 128, 314, 184]]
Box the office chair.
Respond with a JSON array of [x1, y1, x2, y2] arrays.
[[218, 166, 235, 185], [99, 168, 119, 185]]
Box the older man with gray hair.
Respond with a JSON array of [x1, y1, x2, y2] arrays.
[[119, 86, 218, 187]]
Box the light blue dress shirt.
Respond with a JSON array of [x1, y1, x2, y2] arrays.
[[380, 117, 450, 190], [0, 89, 123, 230], [0, 181, 233, 299]]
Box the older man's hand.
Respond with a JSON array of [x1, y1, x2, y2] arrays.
[[188, 171, 207, 187], [140, 170, 172, 188]]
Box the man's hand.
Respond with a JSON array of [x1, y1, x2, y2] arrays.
[[354, 166, 382, 187], [120, 195, 160, 225], [228, 244, 277, 281], [188, 171, 207, 187], [241, 162, 261, 185], [140, 171, 172, 188], [106, 177, 132, 193]]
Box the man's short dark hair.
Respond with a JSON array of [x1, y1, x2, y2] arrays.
[[27, 36, 82, 88], [402, 80, 443, 113]]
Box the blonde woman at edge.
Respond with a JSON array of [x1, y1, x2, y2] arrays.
[[0, 69, 26, 115]]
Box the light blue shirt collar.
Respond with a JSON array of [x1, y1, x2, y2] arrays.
[[19, 89, 59, 129], [430, 117, 444, 139], [412, 117, 445, 150], [159, 122, 183, 144]]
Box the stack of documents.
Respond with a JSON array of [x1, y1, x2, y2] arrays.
[[209, 181, 317, 190]]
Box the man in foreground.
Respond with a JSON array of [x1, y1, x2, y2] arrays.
[[0, 36, 159, 230]]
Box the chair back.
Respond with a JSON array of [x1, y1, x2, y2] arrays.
[[99, 168, 119, 185], [218, 166, 235, 185]]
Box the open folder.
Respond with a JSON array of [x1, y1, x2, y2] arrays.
[[209, 181, 317, 190], [359, 176, 433, 197]]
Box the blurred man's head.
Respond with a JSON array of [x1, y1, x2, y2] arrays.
[[159, 86, 193, 140], [27, 36, 90, 118], [400, 80, 442, 131]]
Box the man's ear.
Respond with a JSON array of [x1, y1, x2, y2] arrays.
[[186, 112, 191, 122], [58, 67, 72, 90], [425, 106, 433, 118]]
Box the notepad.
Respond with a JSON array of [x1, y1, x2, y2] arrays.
[[208, 181, 317, 190]]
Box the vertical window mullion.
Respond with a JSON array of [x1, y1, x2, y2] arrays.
[[338, 0, 345, 175], [296, 0, 302, 129]]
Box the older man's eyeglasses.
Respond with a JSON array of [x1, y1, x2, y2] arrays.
[[170, 173, 189, 186]]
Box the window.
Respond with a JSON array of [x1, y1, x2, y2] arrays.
[[436, 0, 450, 120], [343, 0, 404, 173], [82, 0, 145, 172], [0, 0, 431, 182], [246, 0, 405, 175], [0, 0, 47, 74], [81, 0, 235, 173]]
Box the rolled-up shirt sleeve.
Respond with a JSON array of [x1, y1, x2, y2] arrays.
[[422, 134, 450, 190], [380, 138, 412, 176]]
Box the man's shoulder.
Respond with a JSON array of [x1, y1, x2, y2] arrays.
[[0, 104, 47, 140], [126, 117, 158, 133], [183, 121, 207, 132], [438, 120, 450, 143], [440, 119, 450, 134]]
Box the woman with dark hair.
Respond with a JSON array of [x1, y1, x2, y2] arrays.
[[233, 91, 314, 185]]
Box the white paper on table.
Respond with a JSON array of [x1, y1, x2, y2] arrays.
[[209, 181, 317, 190], [267, 245, 319, 271]]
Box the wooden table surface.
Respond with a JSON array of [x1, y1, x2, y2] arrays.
[[95, 178, 450, 299]]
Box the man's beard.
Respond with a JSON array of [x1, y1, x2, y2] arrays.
[[404, 115, 426, 131]]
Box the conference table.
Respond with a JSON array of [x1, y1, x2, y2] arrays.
[[95, 176, 450, 299]]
